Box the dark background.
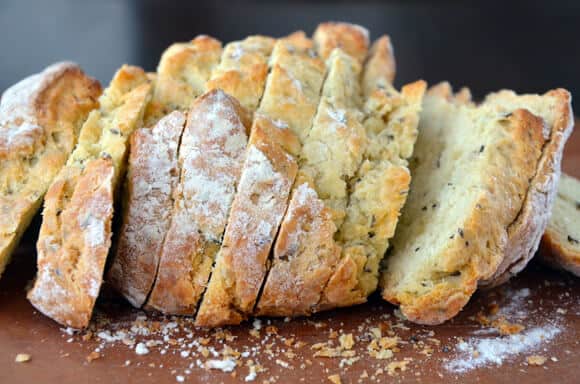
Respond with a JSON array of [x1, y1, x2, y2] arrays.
[[1, 0, 579, 102]]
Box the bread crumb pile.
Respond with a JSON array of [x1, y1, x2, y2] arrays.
[[52, 270, 576, 382]]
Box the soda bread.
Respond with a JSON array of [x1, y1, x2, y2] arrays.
[[146, 90, 252, 314], [313, 22, 370, 64], [539, 173, 580, 276], [0, 63, 101, 279], [143, 36, 222, 127], [380, 83, 572, 325], [107, 111, 185, 307], [27, 66, 152, 328], [479, 89, 574, 286], [195, 32, 321, 325], [195, 116, 298, 326], [256, 46, 368, 316], [206, 36, 276, 110], [108, 37, 223, 307]]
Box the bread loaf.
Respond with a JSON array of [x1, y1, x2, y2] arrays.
[[539, 173, 580, 276], [0, 63, 101, 279], [27, 65, 152, 328]]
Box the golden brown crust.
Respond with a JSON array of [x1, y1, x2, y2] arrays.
[[27, 158, 115, 329], [361, 36, 396, 95], [146, 90, 251, 315], [206, 36, 275, 111], [0, 62, 101, 278], [540, 231, 580, 277], [195, 118, 298, 327], [107, 111, 186, 307], [480, 89, 574, 286], [313, 22, 370, 64], [27, 66, 151, 328], [143, 36, 222, 126]]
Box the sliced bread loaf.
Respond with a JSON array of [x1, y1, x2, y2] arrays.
[[27, 66, 152, 328], [108, 36, 224, 307], [539, 173, 580, 276], [380, 83, 572, 325], [145, 90, 252, 314], [0, 63, 101, 278]]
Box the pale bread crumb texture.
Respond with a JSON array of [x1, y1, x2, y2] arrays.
[[540, 173, 580, 276]]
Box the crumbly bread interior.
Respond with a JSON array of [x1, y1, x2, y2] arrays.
[[27, 66, 152, 328], [540, 174, 580, 276], [0, 63, 101, 277], [381, 84, 546, 325]]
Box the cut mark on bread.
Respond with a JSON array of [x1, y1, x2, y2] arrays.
[[145, 90, 251, 315], [0, 63, 101, 278], [27, 66, 152, 328], [256, 26, 372, 317], [196, 33, 320, 325]]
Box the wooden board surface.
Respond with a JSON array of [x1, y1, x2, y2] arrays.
[[0, 124, 578, 384]]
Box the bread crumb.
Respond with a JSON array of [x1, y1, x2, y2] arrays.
[[492, 317, 525, 335], [339, 333, 354, 350], [135, 342, 150, 355], [527, 355, 547, 366], [86, 351, 101, 362], [15, 353, 31, 363], [387, 360, 409, 375], [327, 374, 342, 384]]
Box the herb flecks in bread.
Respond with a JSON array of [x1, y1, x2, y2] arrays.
[[27, 65, 152, 328], [540, 173, 580, 276], [380, 83, 570, 325], [0, 62, 101, 279]]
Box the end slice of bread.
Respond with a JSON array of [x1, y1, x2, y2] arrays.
[[0, 62, 101, 278], [380, 83, 569, 325], [539, 173, 580, 276], [145, 90, 252, 314], [27, 65, 152, 328]]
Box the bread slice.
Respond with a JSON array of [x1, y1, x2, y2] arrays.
[[0, 62, 101, 278], [146, 90, 252, 314], [108, 36, 223, 307], [206, 35, 275, 110], [195, 33, 321, 326], [539, 173, 580, 276], [479, 89, 574, 286], [27, 66, 152, 328], [143, 35, 222, 127], [256, 48, 366, 316], [380, 83, 572, 325], [195, 116, 298, 326], [107, 111, 185, 307]]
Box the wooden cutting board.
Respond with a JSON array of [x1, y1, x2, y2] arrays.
[[0, 125, 578, 384]]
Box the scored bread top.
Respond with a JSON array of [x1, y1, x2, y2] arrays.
[[146, 90, 252, 314], [143, 36, 222, 127], [380, 83, 552, 325], [27, 66, 152, 328], [206, 36, 276, 110], [0, 62, 101, 277], [478, 89, 574, 286], [195, 117, 298, 326], [539, 173, 580, 276], [107, 111, 186, 307]]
